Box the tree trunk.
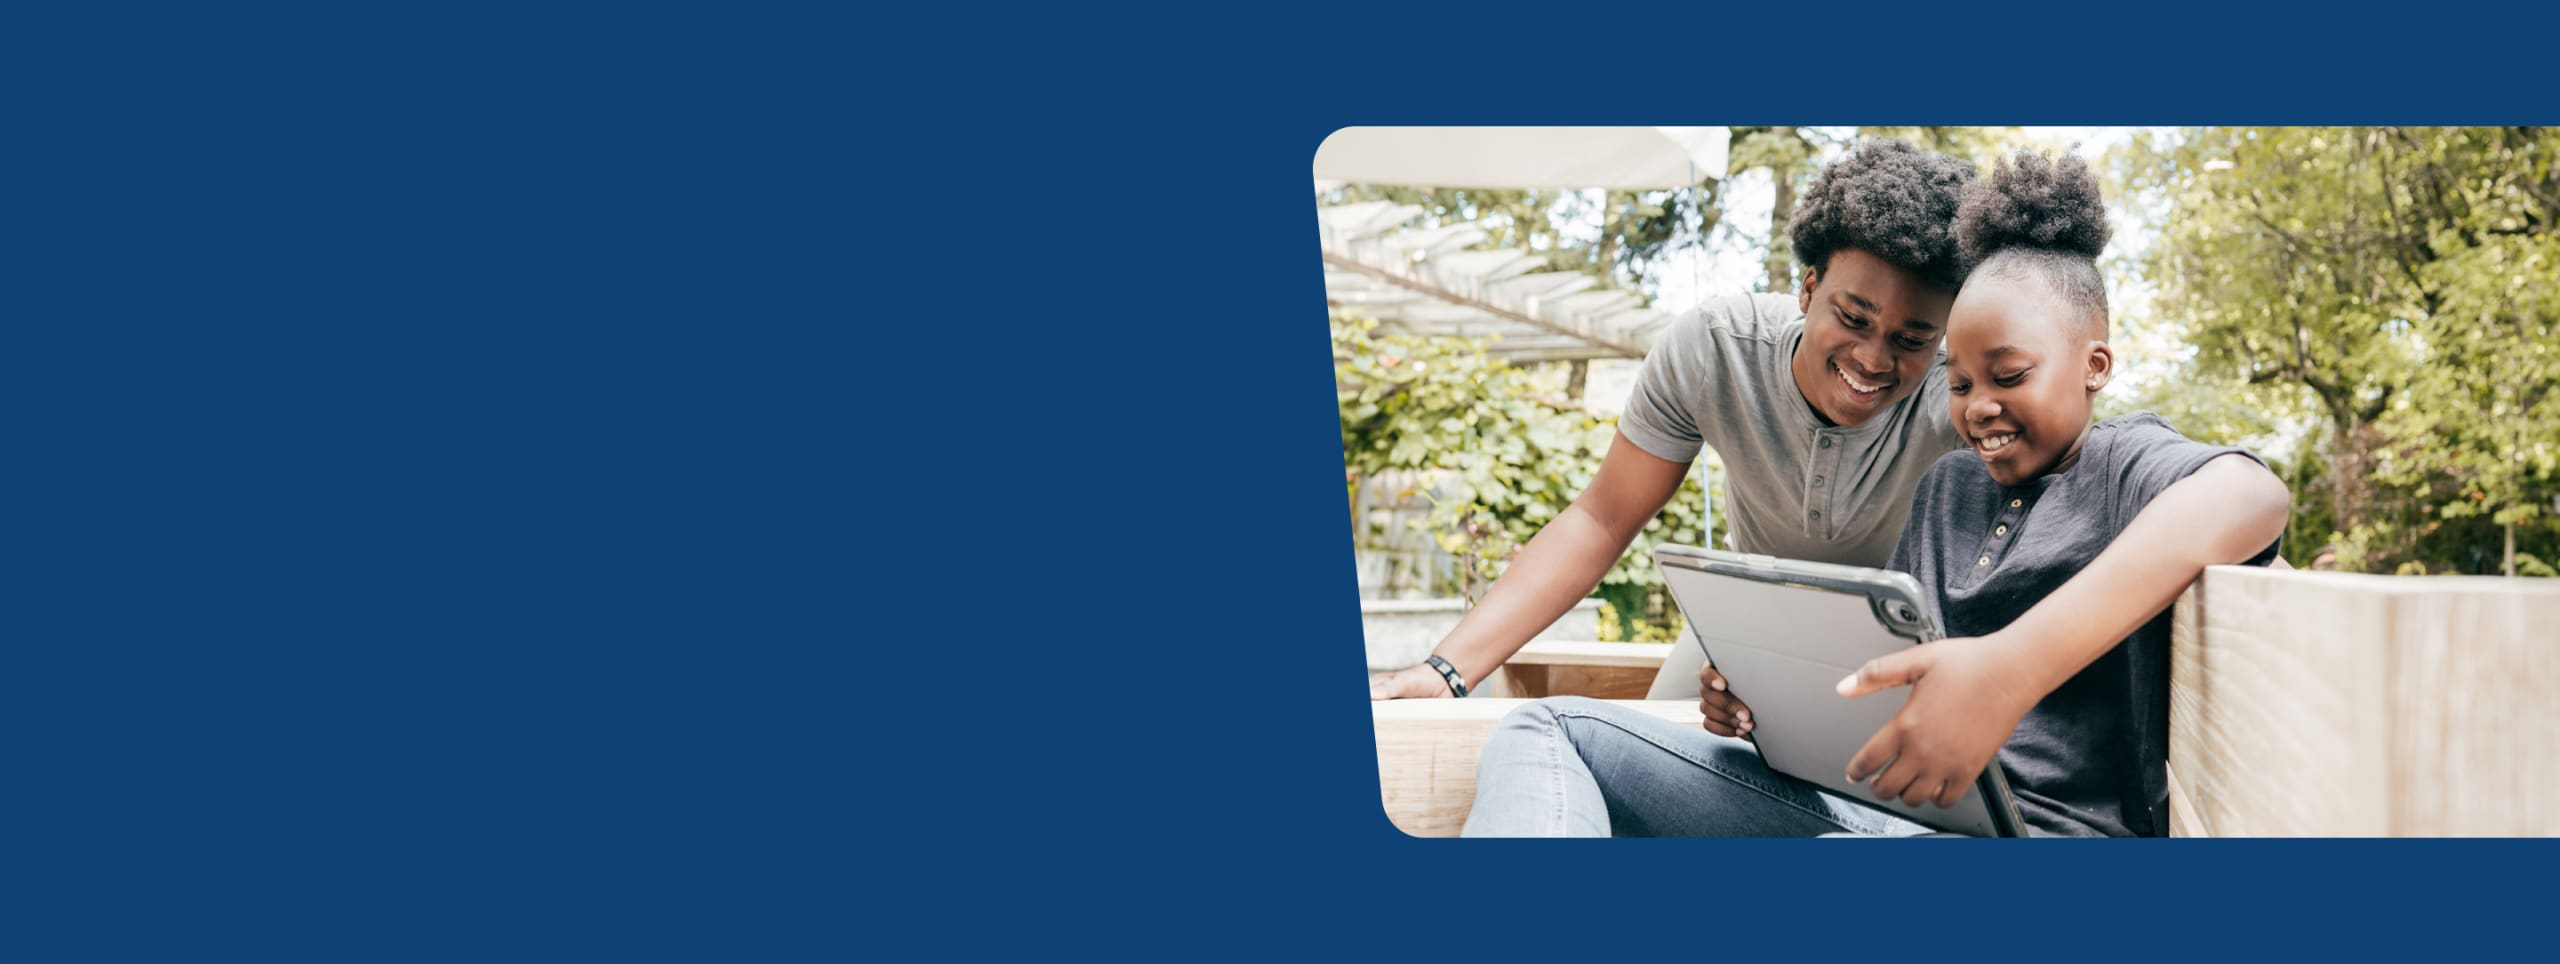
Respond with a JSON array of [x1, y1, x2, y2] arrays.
[[2505, 521, 2516, 577], [1764, 126, 1800, 294], [1594, 189, 1620, 281], [2330, 416, 2378, 546]]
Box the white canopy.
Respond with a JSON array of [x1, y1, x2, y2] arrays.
[[1313, 127, 1730, 191], [1316, 128, 1727, 361]]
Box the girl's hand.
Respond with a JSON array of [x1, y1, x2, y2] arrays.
[[1835, 635, 2041, 807], [1696, 663, 1755, 738]]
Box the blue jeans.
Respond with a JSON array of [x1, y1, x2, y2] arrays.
[[1460, 697, 1941, 837]]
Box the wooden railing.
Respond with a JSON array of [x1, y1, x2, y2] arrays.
[[1374, 566, 2560, 837], [2165, 566, 2560, 836]]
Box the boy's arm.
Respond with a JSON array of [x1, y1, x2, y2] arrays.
[[1368, 430, 1687, 699], [1835, 453, 2291, 807]]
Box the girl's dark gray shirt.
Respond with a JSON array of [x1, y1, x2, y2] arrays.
[[1887, 412, 2280, 837]]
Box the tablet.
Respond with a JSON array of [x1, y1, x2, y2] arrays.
[[1651, 544, 2027, 838]]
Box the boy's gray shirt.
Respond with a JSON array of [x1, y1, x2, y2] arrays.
[[1888, 412, 2280, 837], [1617, 294, 1966, 568]]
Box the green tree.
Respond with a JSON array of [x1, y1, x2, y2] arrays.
[[1604, 183, 1724, 293], [1726, 126, 1819, 292], [1856, 126, 2041, 168], [2377, 226, 2560, 574], [2120, 127, 2560, 574], [1327, 180, 1725, 298]]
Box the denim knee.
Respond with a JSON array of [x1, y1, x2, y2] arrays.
[[1479, 696, 1589, 754], [1489, 696, 1607, 733], [1533, 695, 1611, 715], [1527, 695, 1761, 774]]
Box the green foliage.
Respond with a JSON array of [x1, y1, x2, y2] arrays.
[[1336, 312, 1715, 629], [2092, 371, 2285, 448], [1327, 181, 1722, 295], [2378, 231, 2560, 534], [1594, 599, 1687, 644], [1330, 184, 1572, 256], [2117, 127, 2560, 575], [1607, 185, 1723, 292], [1855, 126, 2045, 168], [2276, 445, 2343, 570], [1726, 126, 1819, 291]]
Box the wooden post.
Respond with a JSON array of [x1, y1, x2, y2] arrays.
[[2168, 566, 2560, 836]]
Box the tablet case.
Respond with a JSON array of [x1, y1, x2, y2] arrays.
[[1652, 544, 2027, 837]]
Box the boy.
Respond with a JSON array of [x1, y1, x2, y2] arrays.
[[1372, 139, 1978, 703]]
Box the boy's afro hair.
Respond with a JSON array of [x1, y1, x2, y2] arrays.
[[1786, 138, 1978, 292], [1953, 151, 2111, 264]]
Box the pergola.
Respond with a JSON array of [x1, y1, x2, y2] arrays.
[[1324, 129, 1735, 603], [1314, 127, 1729, 363]]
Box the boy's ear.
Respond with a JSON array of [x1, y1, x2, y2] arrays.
[[1797, 266, 1821, 314], [2084, 341, 2115, 393]]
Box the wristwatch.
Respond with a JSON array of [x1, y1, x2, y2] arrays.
[[1423, 654, 1469, 698]]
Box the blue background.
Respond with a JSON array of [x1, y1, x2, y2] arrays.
[[10, 3, 2548, 958]]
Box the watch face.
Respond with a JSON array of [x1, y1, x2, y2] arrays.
[[1426, 656, 1467, 695]]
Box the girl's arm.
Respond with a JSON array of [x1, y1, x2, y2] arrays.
[[1836, 453, 2291, 807]]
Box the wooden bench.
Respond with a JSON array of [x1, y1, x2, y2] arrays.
[[1374, 566, 2560, 837], [1374, 697, 1701, 837], [1477, 640, 1674, 700]]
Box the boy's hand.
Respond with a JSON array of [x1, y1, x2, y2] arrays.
[[1696, 663, 1754, 738], [1369, 665, 1454, 700], [1834, 635, 2040, 807]]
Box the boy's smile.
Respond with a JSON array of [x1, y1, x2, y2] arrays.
[[1788, 248, 1954, 427], [1943, 277, 2112, 486]]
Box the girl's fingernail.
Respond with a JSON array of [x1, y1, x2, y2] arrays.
[[1710, 678, 1725, 691]]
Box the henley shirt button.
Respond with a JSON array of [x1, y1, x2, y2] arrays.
[[2009, 499, 2023, 508], [1978, 555, 1991, 567], [1995, 524, 2009, 536], [1819, 437, 1833, 449], [1809, 510, 1821, 521], [1812, 475, 1825, 487]]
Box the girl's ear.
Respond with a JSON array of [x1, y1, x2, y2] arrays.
[[2084, 341, 2115, 393]]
